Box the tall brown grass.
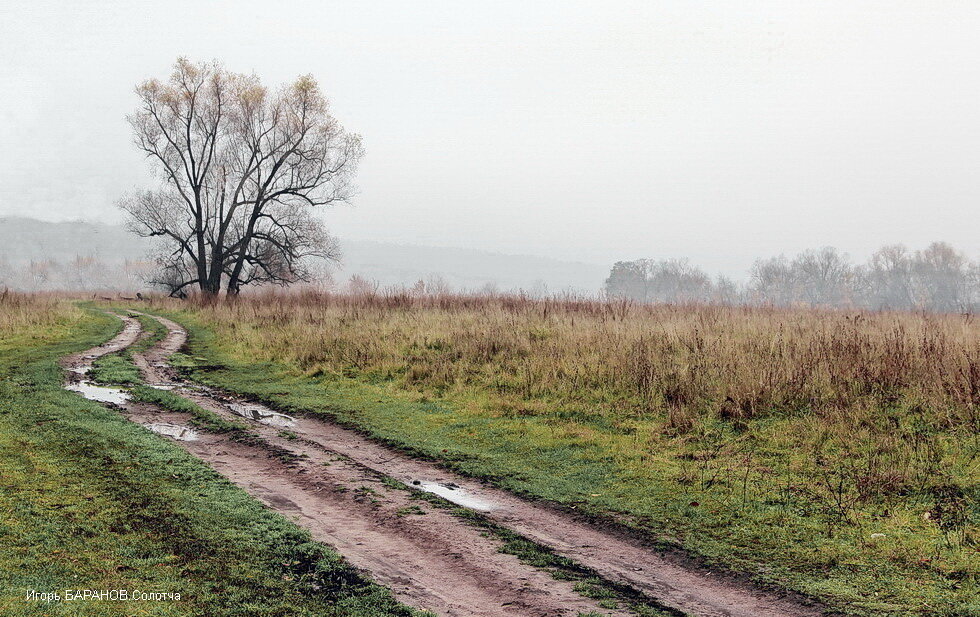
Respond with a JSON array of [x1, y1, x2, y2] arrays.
[[151, 291, 980, 546], [0, 290, 80, 335], [157, 290, 980, 433]]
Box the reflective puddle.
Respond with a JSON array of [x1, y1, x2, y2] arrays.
[[66, 382, 130, 405], [144, 423, 198, 441], [415, 481, 495, 511], [228, 402, 296, 427]]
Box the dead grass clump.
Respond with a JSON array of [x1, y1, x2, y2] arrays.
[[0, 290, 79, 335]]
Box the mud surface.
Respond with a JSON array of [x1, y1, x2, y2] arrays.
[[121, 401, 632, 617], [60, 313, 141, 405], [66, 311, 827, 617], [65, 381, 130, 405], [143, 422, 199, 441], [60, 313, 142, 371]]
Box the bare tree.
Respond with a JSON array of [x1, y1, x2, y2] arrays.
[[120, 58, 363, 297], [346, 274, 379, 295], [605, 260, 648, 300], [605, 258, 714, 303], [859, 244, 915, 309], [911, 242, 974, 311], [792, 247, 853, 306], [610, 243, 978, 312]]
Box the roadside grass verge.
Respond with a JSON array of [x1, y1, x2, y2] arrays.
[[0, 295, 424, 617], [136, 294, 980, 617]]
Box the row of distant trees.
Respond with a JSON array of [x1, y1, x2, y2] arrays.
[[605, 242, 980, 312], [0, 258, 153, 292]]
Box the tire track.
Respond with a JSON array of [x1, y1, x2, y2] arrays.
[[66, 313, 639, 617], [66, 310, 828, 617]]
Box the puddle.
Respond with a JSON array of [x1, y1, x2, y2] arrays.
[[228, 402, 296, 427], [147, 384, 175, 390], [415, 481, 494, 511], [144, 423, 198, 441], [178, 383, 210, 392], [66, 382, 130, 405], [68, 367, 89, 375]]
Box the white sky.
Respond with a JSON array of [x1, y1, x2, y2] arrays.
[[1, 1, 978, 276]]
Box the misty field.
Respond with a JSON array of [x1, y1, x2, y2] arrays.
[[145, 291, 980, 615]]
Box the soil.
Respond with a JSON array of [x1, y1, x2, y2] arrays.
[[64, 311, 829, 617]]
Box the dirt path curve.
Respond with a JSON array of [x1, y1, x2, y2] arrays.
[[85, 313, 636, 617], [61, 312, 142, 373], [130, 311, 825, 617]]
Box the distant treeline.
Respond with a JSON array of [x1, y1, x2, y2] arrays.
[[605, 242, 980, 312], [6, 242, 979, 313], [0, 257, 152, 292]]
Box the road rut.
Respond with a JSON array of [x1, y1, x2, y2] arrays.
[[67, 311, 828, 617]]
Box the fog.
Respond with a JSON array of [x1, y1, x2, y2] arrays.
[[3, 218, 977, 313], [0, 217, 609, 294], [606, 243, 980, 312], [2, 1, 979, 278]]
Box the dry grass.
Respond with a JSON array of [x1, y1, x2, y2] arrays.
[[0, 290, 78, 333], [161, 290, 980, 430], [158, 290, 980, 516]]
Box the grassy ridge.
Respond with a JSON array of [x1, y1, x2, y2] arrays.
[[0, 294, 422, 617], [143, 292, 980, 616]]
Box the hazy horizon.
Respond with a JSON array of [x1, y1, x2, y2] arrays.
[[2, 1, 979, 278]]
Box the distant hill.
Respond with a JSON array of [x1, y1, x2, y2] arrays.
[[335, 240, 607, 294], [0, 216, 147, 262], [0, 217, 607, 294]]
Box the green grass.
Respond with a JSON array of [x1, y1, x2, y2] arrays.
[[0, 303, 424, 617], [137, 304, 980, 617]]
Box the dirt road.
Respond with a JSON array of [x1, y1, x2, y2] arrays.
[[66, 311, 828, 617]]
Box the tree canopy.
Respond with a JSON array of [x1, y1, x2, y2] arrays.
[[121, 58, 363, 297]]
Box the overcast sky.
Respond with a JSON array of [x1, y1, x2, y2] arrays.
[[1, 1, 978, 276]]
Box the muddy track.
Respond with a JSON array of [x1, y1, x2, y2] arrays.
[[68, 311, 829, 617], [66, 313, 635, 617], [61, 312, 142, 372]]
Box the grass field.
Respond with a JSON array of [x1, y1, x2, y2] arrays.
[[143, 291, 980, 616], [0, 293, 422, 617]]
